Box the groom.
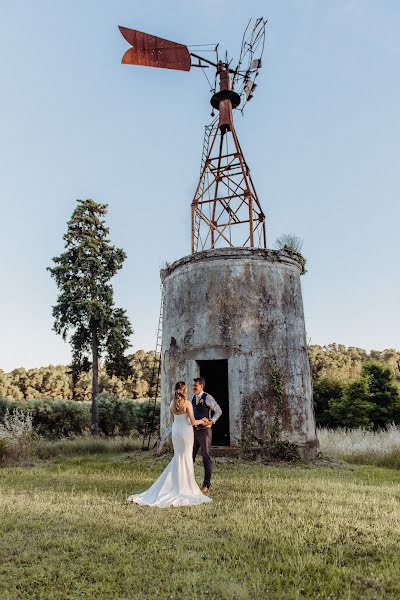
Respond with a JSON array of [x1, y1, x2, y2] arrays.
[[192, 377, 222, 493]]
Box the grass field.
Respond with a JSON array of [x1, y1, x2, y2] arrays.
[[1, 449, 400, 599]]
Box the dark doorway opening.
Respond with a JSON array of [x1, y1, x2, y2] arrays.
[[197, 359, 230, 446]]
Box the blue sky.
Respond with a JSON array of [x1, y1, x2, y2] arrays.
[[0, 1, 399, 372]]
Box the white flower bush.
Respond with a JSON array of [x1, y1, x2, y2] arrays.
[[0, 408, 33, 441], [0, 408, 35, 464]]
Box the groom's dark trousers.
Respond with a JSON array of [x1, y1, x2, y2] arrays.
[[192, 428, 212, 488]]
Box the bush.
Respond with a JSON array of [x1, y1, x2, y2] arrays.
[[313, 361, 400, 430], [313, 377, 344, 428], [97, 392, 159, 436], [362, 361, 400, 429], [0, 407, 37, 465], [329, 377, 374, 429], [0, 395, 159, 439], [29, 397, 89, 437]]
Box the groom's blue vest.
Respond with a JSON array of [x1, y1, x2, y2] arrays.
[[192, 392, 210, 427]]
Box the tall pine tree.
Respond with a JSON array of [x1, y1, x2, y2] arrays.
[[47, 199, 134, 434]]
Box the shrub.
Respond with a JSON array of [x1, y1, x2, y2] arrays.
[[0, 395, 159, 439], [27, 397, 89, 437], [313, 377, 344, 428], [0, 407, 37, 465], [313, 361, 400, 431], [329, 377, 374, 429], [98, 392, 159, 436], [362, 361, 400, 429]]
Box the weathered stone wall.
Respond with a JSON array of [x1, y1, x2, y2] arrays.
[[160, 248, 318, 459]]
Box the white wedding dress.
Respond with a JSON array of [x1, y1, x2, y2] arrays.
[[127, 411, 212, 508]]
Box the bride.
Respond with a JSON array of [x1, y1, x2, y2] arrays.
[[126, 381, 213, 508]]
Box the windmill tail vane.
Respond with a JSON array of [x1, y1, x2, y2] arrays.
[[119, 19, 268, 253], [118, 27, 191, 71]]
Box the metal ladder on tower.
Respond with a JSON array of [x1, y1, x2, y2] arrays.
[[141, 284, 164, 450]]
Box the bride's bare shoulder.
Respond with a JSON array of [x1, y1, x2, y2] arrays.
[[178, 400, 191, 412], [170, 399, 190, 415]]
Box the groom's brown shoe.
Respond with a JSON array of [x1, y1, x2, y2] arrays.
[[200, 485, 209, 493]]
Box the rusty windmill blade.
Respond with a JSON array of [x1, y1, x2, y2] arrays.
[[119, 26, 191, 72]]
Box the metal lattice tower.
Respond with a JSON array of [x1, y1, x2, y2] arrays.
[[191, 63, 266, 252], [119, 19, 268, 255]]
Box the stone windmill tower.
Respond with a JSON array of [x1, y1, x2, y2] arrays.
[[119, 20, 319, 459]]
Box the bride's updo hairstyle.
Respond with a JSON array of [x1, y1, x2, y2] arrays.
[[174, 381, 187, 412]]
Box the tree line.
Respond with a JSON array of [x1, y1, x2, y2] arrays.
[[1, 343, 399, 430], [310, 344, 400, 429], [0, 350, 157, 402], [2, 198, 399, 433]]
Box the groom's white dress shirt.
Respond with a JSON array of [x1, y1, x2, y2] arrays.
[[195, 391, 222, 425]]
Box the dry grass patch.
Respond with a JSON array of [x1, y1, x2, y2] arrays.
[[318, 425, 400, 469]]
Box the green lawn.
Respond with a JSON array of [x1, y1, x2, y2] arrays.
[[1, 451, 400, 599]]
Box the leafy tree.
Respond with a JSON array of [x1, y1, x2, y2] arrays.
[[370, 348, 400, 384], [329, 377, 374, 429], [362, 361, 400, 429], [308, 344, 368, 382], [47, 199, 134, 434], [0, 370, 24, 401], [312, 377, 344, 427]]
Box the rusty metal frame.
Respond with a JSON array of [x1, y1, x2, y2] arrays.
[[191, 69, 266, 253], [118, 26, 267, 253]]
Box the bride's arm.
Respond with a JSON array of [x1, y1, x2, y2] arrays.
[[185, 401, 207, 426], [169, 402, 175, 422]]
